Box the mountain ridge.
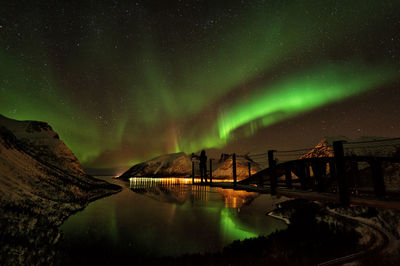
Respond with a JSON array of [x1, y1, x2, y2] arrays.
[[0, 114, 121, 264], [119, 151, 261, 179]]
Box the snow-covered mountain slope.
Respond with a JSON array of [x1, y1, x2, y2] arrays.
[[0, 115, 121, 265], [300, 136, 400, 159], [0, 114, 85, 177], [120, 151, 262, 180], [299, 136, 400, 191], [119, 152, 192, 178], [212, 155, 261, 179], [300, 137, 335, 159]]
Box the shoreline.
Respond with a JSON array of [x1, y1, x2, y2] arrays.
[[267, 211, 291, 225], [56, 179, 123, 228], [0, 175, 122, 265], [4, 173, 399, 265]]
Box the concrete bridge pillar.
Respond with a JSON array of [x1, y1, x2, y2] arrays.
[[333, 140, 349, 206], [297, 160, 307, 190], [312, 160, 325, 192], [232, 153, 237, 187], [285, 166, 293, 189], [192, 161, 195, 184], [371, 159, 386, 197], [209, 159, 213, 183], [329, 160, 336, 178], [268, 150, 277, 195]]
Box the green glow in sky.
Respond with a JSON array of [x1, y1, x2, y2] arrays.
[[217, 64, 397, 141], [0, 1, 399, 168], [0, 52, 105, 162]]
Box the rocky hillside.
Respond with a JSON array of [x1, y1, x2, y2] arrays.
[[299, 137, 335, 159], [299, 136, 400, 191], [119, 152, 261, 180], [212, 154, 261, 179], [300, 136, 400, 159], [119, 152, 192, 178], [269, 199, 400, 264], [0, 114, 121, 265]]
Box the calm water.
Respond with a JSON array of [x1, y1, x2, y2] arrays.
[[58, 177, 287, 263]]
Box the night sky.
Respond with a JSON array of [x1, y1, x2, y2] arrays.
[[1, 0, 399, 169]]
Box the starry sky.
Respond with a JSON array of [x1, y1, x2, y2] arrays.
[[1, 0, 399, 169]]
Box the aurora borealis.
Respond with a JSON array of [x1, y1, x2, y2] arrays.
[[1, 0, 399, 169]]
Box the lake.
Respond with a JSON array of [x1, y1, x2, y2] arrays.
[[57, 177, 287, 264]]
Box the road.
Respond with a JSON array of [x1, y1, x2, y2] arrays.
[[318, 208, 391, 265]]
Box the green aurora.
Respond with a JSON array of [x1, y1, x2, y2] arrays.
[[217, 64, 397, 141], [0, 0, 399, 168]]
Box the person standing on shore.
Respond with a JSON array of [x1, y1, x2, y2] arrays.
[[199, 150, 207, 184]]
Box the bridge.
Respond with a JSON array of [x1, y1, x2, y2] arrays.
[[192, 138, 400, 210]]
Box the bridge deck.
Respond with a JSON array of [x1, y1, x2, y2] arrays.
[[196, 182, 400, 211]]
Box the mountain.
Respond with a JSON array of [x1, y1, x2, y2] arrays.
[[0, 114, 86, 177], [299, 137, 335, 159], [0, 114, 121, 264], [119, 151, 262, 180], [119, 152, 192, 178], [212, 154, 261, 179], [243, 136, 400, 185], [300, 136, 399, 158], [300, 136, 400, 191]]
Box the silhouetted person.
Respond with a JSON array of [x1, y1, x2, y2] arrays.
[[199, 150, 207, 183]]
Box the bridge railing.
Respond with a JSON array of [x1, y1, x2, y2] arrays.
[[343, 137, 400, 157], [190, 138, 400, 205], [342, 138, 400, 198], [191, 156, 222, 184], [244, 138, 400, 205], [191, 152, 266, 186]]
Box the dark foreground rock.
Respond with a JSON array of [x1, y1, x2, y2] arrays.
[[144, 199, 361, 266], [0, 115, 121, 265], [149, 200, 400, 266]]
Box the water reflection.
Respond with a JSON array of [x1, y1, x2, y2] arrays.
[[129, 177, 258, 208], [219, 189, 258, 209], [58, 177, 287, 263]]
